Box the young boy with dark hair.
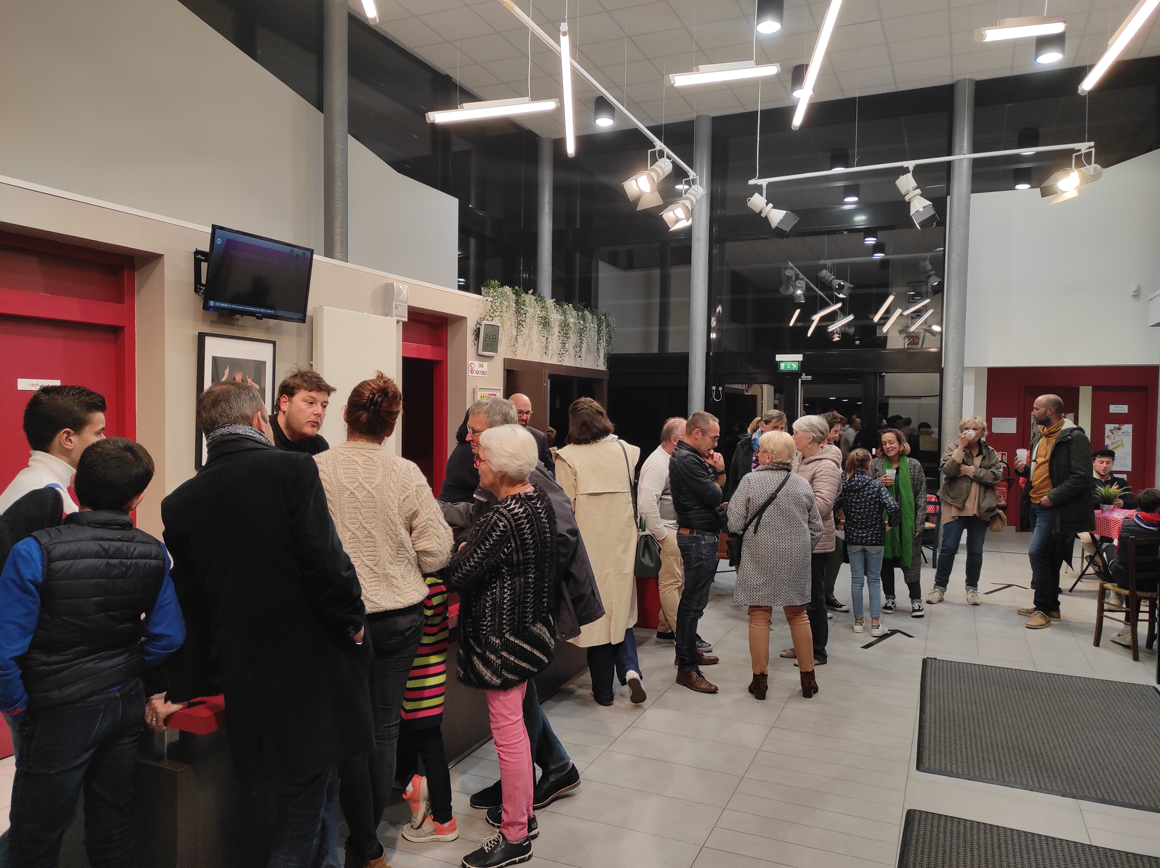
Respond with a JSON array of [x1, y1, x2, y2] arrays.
[[0, 385, 107, 515], [0, 437, 185, 868]]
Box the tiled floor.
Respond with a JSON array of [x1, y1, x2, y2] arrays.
[[1, 529, 1156, 867]]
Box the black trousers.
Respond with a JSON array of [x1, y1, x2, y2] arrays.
[[396, 722, 453, 824], [808, 551, 829, 664]]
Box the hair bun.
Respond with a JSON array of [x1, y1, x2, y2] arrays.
[[365, 391, 384, 413]]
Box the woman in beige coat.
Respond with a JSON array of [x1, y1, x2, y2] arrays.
[[554, 398, 643, 706]]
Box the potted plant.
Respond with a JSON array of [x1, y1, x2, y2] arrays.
[[1095, 484, 1124, 513]]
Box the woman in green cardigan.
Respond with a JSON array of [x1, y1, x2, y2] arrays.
[[870, 428, 927, 617]]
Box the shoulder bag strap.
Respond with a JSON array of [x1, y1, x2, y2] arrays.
[[739, 471, 792, 538], [617, 441, 639, 521]]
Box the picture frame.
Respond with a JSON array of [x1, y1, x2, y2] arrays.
[[196, 332, 277, 468]]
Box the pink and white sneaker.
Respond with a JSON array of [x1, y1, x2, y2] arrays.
[[403, 774, 430, 829]]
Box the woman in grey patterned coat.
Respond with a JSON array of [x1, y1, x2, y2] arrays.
[[727, 430, 823, 700]]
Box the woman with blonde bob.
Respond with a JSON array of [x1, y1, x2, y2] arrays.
[[727, 431, 822, 700], [928, 415, 1005, 606], [726, 410, 787, 501]]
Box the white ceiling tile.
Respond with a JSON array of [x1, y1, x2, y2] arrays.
[[469, 82, 523, 101], [623, 58, 664, 85], [838, 0, 887, 27], [882, 10, 952, 43], [827, 44, 893, 72], [380, 16, 445, 48], [698, 43, 765, 64], [468, 1, 530, 33], [888, 35, 952, 64], [835, 64, 896, 91], [572, 11, 629, 44], [363, 1, 414, 24], [620, 2, 684, 35], [418, 6, 494, 41], [411, 42, 470, 70], [689, 18, 758, 49], [669, 0, 748, 29], [480, 55, 540, 83], [631, 29, 692, 59], [576, 38, 647, 67], [891, 56, 952, 83], [829, 20, 888, 51], [878, 0, 948, 17], [678, 88, 743, 112], [456, 32, 526, 64]]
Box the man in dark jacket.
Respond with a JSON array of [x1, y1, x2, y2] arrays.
[[440, 397, 601, 814], [669, 411, 726, 694], [158, 381, 373, 868], [1015, 394, 1095, 628], [439, 412, 480, 503], [510, 393, 555, 477], [1091, 449, 1136, 509]]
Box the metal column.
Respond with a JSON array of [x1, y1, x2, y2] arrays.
[[688, 114, 712, 415], [940, 79, 974, 455], [323, 0, 348, 261], [537, 137, 554, 298]]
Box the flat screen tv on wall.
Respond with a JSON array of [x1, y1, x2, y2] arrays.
[[202, 225, 313, 323]]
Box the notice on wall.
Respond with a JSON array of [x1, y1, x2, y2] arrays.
[[17, 378, 60, 391], [467, 361, 489, 377], [991, 417, 1017, 434], [1109, 404, 1129, 414], [1105, 423, 1133, 472]]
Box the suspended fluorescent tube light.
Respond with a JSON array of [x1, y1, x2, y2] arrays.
[[560, 23, 575, 156], [881, 308, 902, 332], [974, 16, 1066, 42], [812, 301, 843, 320], [807, 318, 821, 337], [902, 298, 931, 316], [872, 295, 895, 322], [669, 60, 781, 87], [1079, 0, 1160, 94], [426, 97, 559, 124], [908, 309, 935, 332], [827, 314, 854, 332], [361, 0, 379, 25], [792, 0, 843, 130], [789, 308, 801, 327]]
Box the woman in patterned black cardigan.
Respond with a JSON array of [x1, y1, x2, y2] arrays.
[[444, 424, 556, 868]]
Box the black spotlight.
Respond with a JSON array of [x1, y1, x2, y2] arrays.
[[1017, 127, 1039, 154], [871, 242, 885, 259], [594, 95, 615, 128], [1013, 167, 1033, 190], [756, 0, 784, 35], [843, 183, 860, 203], [863, 230, 877, 244], [1035, 32, 1065, 64], [830, 148, 849, 171], [791, 63, 807, 99]]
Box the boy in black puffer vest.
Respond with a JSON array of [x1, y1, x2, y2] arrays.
[[0, 438, 185, 868]]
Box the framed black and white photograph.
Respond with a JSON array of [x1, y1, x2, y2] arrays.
[[196, 332, 276, 468]]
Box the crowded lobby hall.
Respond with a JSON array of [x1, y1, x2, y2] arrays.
[[4, 1, 1160, 867]]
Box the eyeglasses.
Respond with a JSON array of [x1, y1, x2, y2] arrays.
[[516, 410, 533, 418], [467, 426, 486, 438]]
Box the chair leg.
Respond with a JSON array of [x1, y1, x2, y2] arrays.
[[1094, 583, 1106, 647], [1130, 594, 1141, 662], [1147, 598, 1157, 652]]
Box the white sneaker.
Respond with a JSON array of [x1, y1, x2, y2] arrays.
[[926, 588, 944, 604], [965, 588, 981, 606], [853, 620, 864, 634], [1110, 628, 1134, 648], [870, 623, 884, 637]]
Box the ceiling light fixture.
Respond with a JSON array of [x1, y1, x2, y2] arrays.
[[560, 23, 575, 156], [1018, 127, 1040, 155], [790, 64, 807, 99], [818, 269, 853, 298], [426, 97, 559, 124], [669, 60, 781, 87], [360, 0, 379, 25], [792, 0, 843, 130], [882, 307, 902, 332], [929, 323, 943, 333], [896, 171, 939, 228], [812, 302, 843, 320], [807, 318, 820, 336], [747, 193, 800, 235], [863, 230, 877, 244], [975, 16, 1066, 42], [623, 157, 673, 209], [661, 184, 706, 230], [594, 95, 615, 127], [827, 314, 854, 332], [908, 309, 935, 332], [919, 258, 943, 293], [789, 308, 801, 326], [1014, 167, 1033, 189], [903, 297, 931, 316], [1079, 0, 1160, 94], [843, 183, 860, 203], [831, 149, 849, 171], [1041, 160, 1102, 202], [872, 295, 895, 322], [872, 242, 886, 259], [1035, 32, 1065, 63], [756, 0, 785, 35], [793, 287, 805, 303]]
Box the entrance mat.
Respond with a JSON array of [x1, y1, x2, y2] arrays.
[[898, 810, 1160, 868], [917, 658, 1160, 812]]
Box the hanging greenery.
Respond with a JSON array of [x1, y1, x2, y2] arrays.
[[471, 282, 612, 367]]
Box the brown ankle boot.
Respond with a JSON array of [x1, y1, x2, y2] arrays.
[[345, 843, 388, 868], [800, 669, 819, 699], [748, 673, 768, 700]]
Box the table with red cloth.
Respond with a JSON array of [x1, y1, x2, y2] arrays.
[[1094, 508, 1137, 541]]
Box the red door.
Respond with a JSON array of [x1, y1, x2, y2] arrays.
[[1090, 386, 1149, 493], [401, 314, 448, 495]]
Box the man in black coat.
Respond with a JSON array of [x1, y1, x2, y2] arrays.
[[510, 393, 555, 477], [439, 412, 480, 503], [158, 381, 372, 867]]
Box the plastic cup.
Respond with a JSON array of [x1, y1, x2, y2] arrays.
[[1016, 448, 1028, 464]]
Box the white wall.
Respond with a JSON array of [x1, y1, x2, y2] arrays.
[[0, 0, 457, 289], [965, 149, 1160, 368]]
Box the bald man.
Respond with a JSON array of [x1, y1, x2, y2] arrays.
[[510, 393, 555, 476]]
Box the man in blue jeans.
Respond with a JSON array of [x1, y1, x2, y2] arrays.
[[1015, 394, 1094, 628], [669, 412, 726, 694]]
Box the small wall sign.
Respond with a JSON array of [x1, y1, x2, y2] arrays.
[[17, 378, 61, 391], [1109, 404, 1128, 414], [468, 361, 489, 377]]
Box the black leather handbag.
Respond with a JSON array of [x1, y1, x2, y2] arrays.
[[726, 471, 791, 567], [619, 441, 662, 577]]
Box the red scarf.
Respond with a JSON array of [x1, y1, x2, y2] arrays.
[[1135, 511, 1160, 526]]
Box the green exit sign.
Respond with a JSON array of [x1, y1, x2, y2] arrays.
[[778, 360, 801, 372]]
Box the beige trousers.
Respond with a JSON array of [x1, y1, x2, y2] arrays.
[[749, 605, 813, 674], [656, 531, 685, 634]]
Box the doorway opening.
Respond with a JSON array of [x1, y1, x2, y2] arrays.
[[400, 314, 447, 493]]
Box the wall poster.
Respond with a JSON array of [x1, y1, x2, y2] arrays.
[[1104, 423, 1132, 472]]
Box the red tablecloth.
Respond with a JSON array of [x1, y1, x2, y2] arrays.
[[1094, 509, 1136, 540]]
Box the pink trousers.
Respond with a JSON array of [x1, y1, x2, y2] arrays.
[[485, 683, 532, 842]]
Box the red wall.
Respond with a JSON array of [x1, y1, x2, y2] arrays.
[[986, 366, 1158, 526]]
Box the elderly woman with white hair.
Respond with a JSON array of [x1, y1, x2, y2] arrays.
[[444, 424, 556, 868], [728, 431, 823, 700], [778, 415, 842, 668]]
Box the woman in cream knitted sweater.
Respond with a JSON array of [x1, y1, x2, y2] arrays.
[[315, 372, 453, 868]]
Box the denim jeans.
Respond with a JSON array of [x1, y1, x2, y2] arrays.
[[675, 530, 720, 672], [807, 551, 830, 663], [523, 679, 570, 775], [1028, 504, 1062, 614], [848, 545, 884, 620], [615, 628, 641, 683], [7, 681, 145, 868], [0, 714, 27, 868], [268, 766, 339, 868], [934, 515, 988, 590]]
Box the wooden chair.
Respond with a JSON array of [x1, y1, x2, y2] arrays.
[[1094, 536, 1159, 662], [921, 492, 940, 567]]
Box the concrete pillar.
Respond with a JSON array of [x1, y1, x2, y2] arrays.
[[689, 115, 712, 415], [537, 137, 554, 298], [322, 0, 348, 261]]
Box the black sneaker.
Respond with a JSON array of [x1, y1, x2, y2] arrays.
[[485, 806, 539, 839], [469, 779, 503, 810], [533, 762, 580, 809], [461, 832, 532, 868], [882, 597, 896, 614], [825, 595, 849, 612], [655, 630, 676, 645], [910, 600, 925, 618], [696, 637, 714, 652]]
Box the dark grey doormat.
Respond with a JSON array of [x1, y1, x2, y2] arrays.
[[899, 810, 1160, 868], [918, 658, 1160, 812]]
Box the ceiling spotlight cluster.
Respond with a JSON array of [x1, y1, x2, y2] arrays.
[[621, 154, 706, 231]]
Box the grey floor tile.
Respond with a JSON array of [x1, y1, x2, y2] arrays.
[[744, 764, 905, 807], [542, 779, 723, 845], [715, 809, 896, 864], [736, 777, 903, 824], [532, 812, 701, 868], [630, 705, 772, 748], [724, 791, 900, 843], [583, 752, 742, 808], [692, 849, 795, 868], [607, 726, 758, 776], [703, 826, 878, 868], [749, 748, 908, 790]]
